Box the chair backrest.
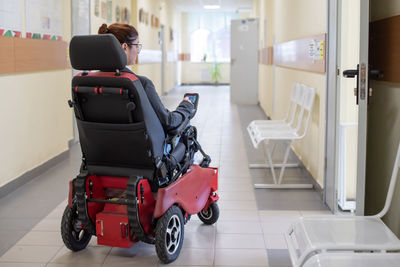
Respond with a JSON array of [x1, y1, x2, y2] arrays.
[[69, 34, 165, 174], [295, 84, 315, 137], [285, 83, 303, 126], [377, 143, 400, 218]]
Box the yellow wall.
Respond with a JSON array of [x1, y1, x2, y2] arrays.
[[135, 0, 163, 94], [257, 0, 274, 116], [135, 0, 180, 94], [0, 1, 72, 187], [90, 0, 180, 94], [160, 1, 180, 93], [256, 0, 327, 187]]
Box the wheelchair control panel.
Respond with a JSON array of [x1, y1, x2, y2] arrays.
[[184, 93, 199, 118]]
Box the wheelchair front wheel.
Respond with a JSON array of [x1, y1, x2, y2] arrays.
[[198, 202, 219, 225], [155, 205, 184, 263], [61, 204, 91, 251]]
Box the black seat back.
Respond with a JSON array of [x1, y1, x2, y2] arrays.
[[69, 34, 165, 174]]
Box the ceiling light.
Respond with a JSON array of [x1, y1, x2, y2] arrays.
[[203, 5, 220, 9]]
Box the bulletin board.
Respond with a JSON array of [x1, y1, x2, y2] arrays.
[[25, 0, 63, 40], [274, 34, 326, 73], [0, 0, 23, 37], [0, 0, 68, 74]]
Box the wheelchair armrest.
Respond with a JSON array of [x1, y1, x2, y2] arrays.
[[167, 116, 189, 136]]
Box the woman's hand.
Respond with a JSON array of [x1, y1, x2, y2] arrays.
[[183, 97, 193, 104]]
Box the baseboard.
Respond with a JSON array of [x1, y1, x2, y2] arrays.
[[0, 148, 70, 199], [68, 138, 78, 148], [180, 82, 230, 86]]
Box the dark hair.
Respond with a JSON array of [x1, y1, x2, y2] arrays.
[[98, 23, 138, 45]]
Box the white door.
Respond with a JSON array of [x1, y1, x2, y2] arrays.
[[230, 19, 258, 104], [326, 0, 371, 215]]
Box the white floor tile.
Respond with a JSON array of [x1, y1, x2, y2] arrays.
[[158, 248, 214, 266], [102, 244, 158, 266], [50, 246, 111, 264], [16, 231, 63, 246], [216, 221, 263, 234], [0, 263, 45, 267], [0, 245, 61, 263], [218, 200, 258, 210], [218, 209, 260, 221], [183, 231, 215, 249], [214, 249, 268, 266], [216, 234, 265, 249], [264, 234, 288, 249]]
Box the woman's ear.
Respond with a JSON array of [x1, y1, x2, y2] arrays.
[[121, 43, 128, 51]]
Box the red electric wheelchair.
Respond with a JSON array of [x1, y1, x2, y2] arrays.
[[61, 34, 219, 263]]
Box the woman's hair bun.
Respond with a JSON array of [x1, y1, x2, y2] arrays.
[[98, 23, 108, 34]]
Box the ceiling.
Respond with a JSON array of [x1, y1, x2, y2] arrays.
[[167, 0, 253, 13]]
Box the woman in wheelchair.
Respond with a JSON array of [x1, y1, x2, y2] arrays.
[[97, 23, 208, 176], [98, 23, 194, 132], [62, 22, 218, 264]]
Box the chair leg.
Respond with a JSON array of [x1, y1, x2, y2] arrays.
[[278, 141, 292, 184], [249, 141, 299, 169], [264, 142, 277, 184], [253, 140, 313, 189]]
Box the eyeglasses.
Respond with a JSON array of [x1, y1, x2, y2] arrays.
[[129, 43, 142, 51]]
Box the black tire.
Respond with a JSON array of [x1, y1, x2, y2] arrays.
[[155, 205, 184, 264], [61, 205, 91, 251], [197, 202, 219, 225]]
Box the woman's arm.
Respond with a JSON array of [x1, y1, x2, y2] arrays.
[[139, 76, 194, 131]]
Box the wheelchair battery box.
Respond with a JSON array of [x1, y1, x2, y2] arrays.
[[95, 203, 131, 248]]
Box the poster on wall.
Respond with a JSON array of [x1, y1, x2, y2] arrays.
[[122, 7, 130, 24], [94, 0, 99, 17], [0, 0, 23, 37], [106, 0, 112, 22], [101, 1, 106, 19], [115, 5, 121, 22], [25, 0, 62, 40], [72, 0, 90, 36]]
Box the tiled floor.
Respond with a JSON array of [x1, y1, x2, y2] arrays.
[[0, 86, 330, 266]]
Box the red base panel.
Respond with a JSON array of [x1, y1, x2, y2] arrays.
[[95, 204, 134, 248]]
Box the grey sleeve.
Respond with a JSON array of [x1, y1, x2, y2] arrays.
[[141, 77, 194, 131]]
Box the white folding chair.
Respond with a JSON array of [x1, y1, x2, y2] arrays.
[[247, 84, 315, 189], [303, 253, 400, 267], [248, 83, 303, 132], [285, 143, 400, 267]]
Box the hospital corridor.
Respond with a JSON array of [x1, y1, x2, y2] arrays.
[[1, 0, 400, 266]]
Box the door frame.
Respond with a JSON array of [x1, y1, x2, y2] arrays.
[[325, 0, 339, 213], [325, 0, 369, 215], [355, 0, 369, 216]]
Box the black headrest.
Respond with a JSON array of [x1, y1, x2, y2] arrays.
[[69, 34, 127, 71]]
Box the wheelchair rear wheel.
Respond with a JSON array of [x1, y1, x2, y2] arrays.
[[61, 204, 92, 251], [155, 205, 184, 263]]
